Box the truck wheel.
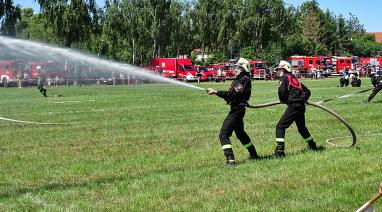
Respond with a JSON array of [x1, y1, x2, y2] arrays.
[[183, 77, 187, 82], [2, 78, 8, 88]]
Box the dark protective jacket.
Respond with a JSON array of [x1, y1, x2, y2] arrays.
[[216, 72, 251, 107], [278, 73, 310, 105], [371, 75, 382, 87], [37, 74, 46, 88]]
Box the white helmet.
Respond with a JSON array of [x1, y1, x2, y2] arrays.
[[235, 58, 250, 73], [275, 60, 292, 73]]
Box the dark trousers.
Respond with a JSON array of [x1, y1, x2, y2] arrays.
[[37, 85, 47, 97], [368, 84, 382, 102], [219, 106, 251, 158], [276, 104, 311, 141]]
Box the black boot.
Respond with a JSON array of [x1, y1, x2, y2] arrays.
[[247, 146, 260, 160], [307, 140, 318, 150], [225, 154, 236, 166], [274, 142, 285, 157]]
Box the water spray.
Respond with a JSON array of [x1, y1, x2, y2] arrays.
[[0, 36, 205, 91]]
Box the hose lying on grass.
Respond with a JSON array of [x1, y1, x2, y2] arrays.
[[0, 116, 78, 125], [247, 101, 357, 148]]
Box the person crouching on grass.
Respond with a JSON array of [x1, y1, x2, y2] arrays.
[[274, 60, 318, 157], [207, 58, 259, 166]]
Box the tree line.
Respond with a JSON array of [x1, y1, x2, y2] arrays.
[[1, 0, 382, 66]]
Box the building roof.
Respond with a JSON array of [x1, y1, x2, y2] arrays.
[[368, 32, 382, 42]]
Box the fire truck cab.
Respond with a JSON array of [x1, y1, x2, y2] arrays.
[[288, 56, 333, 72], [0, 60, 29, 87], [249, 60, 267, 79], [150, 58, 198, 82], [335, 57, 352, 73], [194, 65, 214, 81], [30, 61, 65, 81]]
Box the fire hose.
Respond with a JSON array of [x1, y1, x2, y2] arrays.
[[247, 101, 356, 147], [0, 116, 79, 125], [205, 87, 377, 148]]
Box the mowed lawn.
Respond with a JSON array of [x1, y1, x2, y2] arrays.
[[0, 77, 381, 211]]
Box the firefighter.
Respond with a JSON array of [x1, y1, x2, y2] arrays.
[[207, 58, 259, 166], [339, 68, 350, 87], [196, 68, 202, 84], [274, 60, 317, 157], [364, 72, 382, 103], [351, 73, 361, 87], [37, 67, 47, 97]]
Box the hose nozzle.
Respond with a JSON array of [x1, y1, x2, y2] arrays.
[[205, 88, 213, 93]]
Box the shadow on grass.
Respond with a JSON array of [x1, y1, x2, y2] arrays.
[[246, 145, 326, 161], [0, 163, 209, 200], [1, 146, 327, 199], [371, 100, 382, 104]]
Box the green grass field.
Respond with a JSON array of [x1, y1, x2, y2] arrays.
[[0, 78, 381, 211]]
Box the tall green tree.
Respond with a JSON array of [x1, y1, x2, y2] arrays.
[[0, 0, 21, 36]]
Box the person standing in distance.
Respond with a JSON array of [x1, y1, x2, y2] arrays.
[[37, 66, 47, 97], [274, 60, 317, 157], [207, 58, 259, 166]]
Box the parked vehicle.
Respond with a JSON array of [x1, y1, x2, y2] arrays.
[[223, 65, 235, 79], [194, 65, 214, 81], [288, 56, 333, 72], [0, 59, 29, 87], [249, 60, 267, 79], [334, 57, 352, 73], [207, 64, 226, 82], [149, 58, 198, 82]]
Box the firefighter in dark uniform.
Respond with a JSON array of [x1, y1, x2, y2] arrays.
[[207, 58, 259, 166], [274, 60, 317, 157], [364, 71, 382, 103], [351, 73, 361, 87], [37, 67, 47, 97], [339, 67, 350, 87]]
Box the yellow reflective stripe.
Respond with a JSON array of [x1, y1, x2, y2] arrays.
[[222, 144, 232, 150], [276, 138, 285, 142], [243, 142, 253, 148], [304, 136, 313, 142]]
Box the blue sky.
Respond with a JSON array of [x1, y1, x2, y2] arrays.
[[14, 0, 381, 32], [284, 0, 380, 32]]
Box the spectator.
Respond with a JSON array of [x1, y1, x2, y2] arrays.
[[120, 72, 125, 85], [16, 71, 22, 88], [54, 76, 59, 87]]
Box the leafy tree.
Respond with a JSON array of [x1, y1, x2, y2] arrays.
[[0, 0, 21, 36], [1, 0, 382, 65]]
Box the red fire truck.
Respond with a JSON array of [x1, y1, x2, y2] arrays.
[[334, 57, 352, 73], [194, 65, 214, 81], [249, 60, 267, 79], [150, 58, 198, 82], [222, 65, 235, 79], [29, 61, 66, 80], [376, 56, 382, 66], [207, 64, 225, 82], [288, 56, 333, 72], [0, 60, 29, 87]]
